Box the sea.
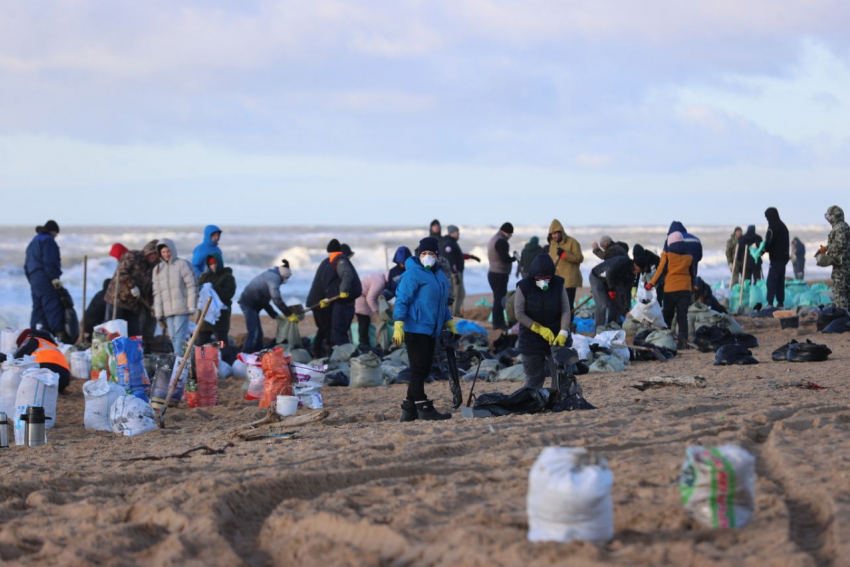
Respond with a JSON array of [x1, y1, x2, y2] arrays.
[[0, 224, 832, 329]]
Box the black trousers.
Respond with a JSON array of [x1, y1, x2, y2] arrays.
[[766, 261, 788, 307], [356, 314, 371, 346], [330, 302, 355, 346], [404, 332, 436, 402], [566, 287, 577, 323], [663, 291, 692, 340], [312, 307, 332, 356], [488, 272, 510, 327]]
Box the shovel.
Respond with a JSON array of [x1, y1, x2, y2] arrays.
[[461, 351, 490, 418], [291, 295, 341, 317], [158, 297, 212, 429]]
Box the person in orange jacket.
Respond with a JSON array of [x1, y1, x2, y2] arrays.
[[646, 231, 694, 348], [14, 329, 71, 392]]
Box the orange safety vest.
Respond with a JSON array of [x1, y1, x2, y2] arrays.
[[33, 337, 69, 370]]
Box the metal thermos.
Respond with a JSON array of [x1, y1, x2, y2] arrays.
[[0, 412, 8, 448], [20, 406, 49, 447]]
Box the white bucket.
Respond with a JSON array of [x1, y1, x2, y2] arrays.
[[275, 395, 299, 417]]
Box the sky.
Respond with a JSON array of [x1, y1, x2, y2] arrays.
[[1, 0, 849, 226]]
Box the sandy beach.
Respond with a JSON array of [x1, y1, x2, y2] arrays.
[[0, 288, 848, 567]]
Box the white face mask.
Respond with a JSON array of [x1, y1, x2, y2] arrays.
[[535, 279, 550, 291], [420, 255, 437, 269]]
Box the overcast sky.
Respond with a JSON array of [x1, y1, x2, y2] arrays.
[[1, 1, 849, 226]]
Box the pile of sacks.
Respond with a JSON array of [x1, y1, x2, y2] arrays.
[[0, 358, 59, 445], [235, 349, 328, 409]]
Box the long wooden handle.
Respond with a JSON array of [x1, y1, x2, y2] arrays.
[[729, 243, 739, 288], [79, 255, 87, 344], [304, 295, 341, 313], [159, 297, 213, 424]]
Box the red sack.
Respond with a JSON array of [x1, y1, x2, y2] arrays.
[[193, 345, 220, 407], [259, 347, 292, 408]]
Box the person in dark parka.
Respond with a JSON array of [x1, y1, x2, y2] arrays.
[[314, 239, 362, 347], [738, 225, 764, 283], [761, 207, 790, 308], [84, 278, 111, 341], [197, 252, 237, 346], [515, 254, 571, 389], [24, 220, 66, 341]]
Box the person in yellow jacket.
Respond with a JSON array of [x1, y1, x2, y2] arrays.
[[548, 219, 584, 320]]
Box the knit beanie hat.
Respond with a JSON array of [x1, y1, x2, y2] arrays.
[[667, 232, 684, 245], [44, 220, 60, 233], [109, 243, 129, 260], [419, 237, 439, 255], [446, 225, 459, 235], [500, 222, 514, 234], [278, 259, 292, 280], [529, 236, 539, 245], [327, 239, 341, 253]]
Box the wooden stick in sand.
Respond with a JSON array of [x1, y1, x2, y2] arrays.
[[78, 255, 87, 344], [158, 296, 213, 428], [738, 248, 747, 314]]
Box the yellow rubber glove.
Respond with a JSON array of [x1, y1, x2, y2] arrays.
[[554, 331, 569, 347], [445, 319, 457, 335], [530, 322, 555, 345], [319, 298, 330, 308], [393, 321, 405, 347], [287, 314, 300, 323], [339, 292, 349, 299]]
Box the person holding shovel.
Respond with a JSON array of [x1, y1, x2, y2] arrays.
[[515, 253, 571, 389], [393, 237, 456, 422], [105, 240, 159, 346], [238, 259, 298, 353]]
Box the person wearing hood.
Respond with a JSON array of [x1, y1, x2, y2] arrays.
[[738, 225, 763, 283], [726, 227, 743, 285], [24, 220, 66, 341], [197, 252, 237, 346], [487, 222, 517, 330], [761, 207, 790, 308], [393, 237, 455, 421], [105, 240, 160, 344], [385, 246, 412, 300], [520, 236, 545, 278], [515, 254, 571, 389], [84, 278, 111, 341], [315, 239, 363, 347], [240, 260, 297, 353], [647, 232, 694, 347], [14, 329, 71, 393], [816, 205, 850, 309], [191, 225, 223, 277], [791, 237, 806, 281], [547, 220, 584, 320], [440, 225, 480, 317], [664, 222, 703, 277], [153, 239, 198, 355], [632, 244, 661, 283], [428, 219, 441, 240], [591, 254, 642, 331]]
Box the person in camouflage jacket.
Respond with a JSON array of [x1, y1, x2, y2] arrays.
[[105, 240, 159, 339], [818, 205, 850, 309]]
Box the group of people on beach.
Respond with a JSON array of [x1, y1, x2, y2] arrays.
[[20, 204, 850, 420]]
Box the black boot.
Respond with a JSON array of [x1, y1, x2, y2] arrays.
[[400, 399, 418, 422], [677, 337, 691, 350], [415, 399, 452, 421]]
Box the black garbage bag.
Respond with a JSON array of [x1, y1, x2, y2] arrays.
[[733, 333, 759, 349], [58, 287, 80, 344], [548, 346, 596, 411], [695, 326, 731, 352], [787, 339, 832, 362], [473, 386, 550, 417], [771, 340, 797, 361], [817, 306, 850, 332], [751, 306, 779, 318], [325, 371, 350, 387], [575, 361, 590, 376], [822, 317, 850, 334], [492, 333, 518, 353], [714, 344, 759, 365]]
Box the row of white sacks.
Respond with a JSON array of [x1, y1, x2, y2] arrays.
[[528, 445, 757, 543]]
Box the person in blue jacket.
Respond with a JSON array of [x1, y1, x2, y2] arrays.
[[24, 220, 67, 341], [383, 246, 412, 300], [664, 221, 703, 277], [393, 237, 456, 422], [191, 225, 223, 276]]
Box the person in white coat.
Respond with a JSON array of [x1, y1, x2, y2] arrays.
[[153, 238, 198, 355]]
